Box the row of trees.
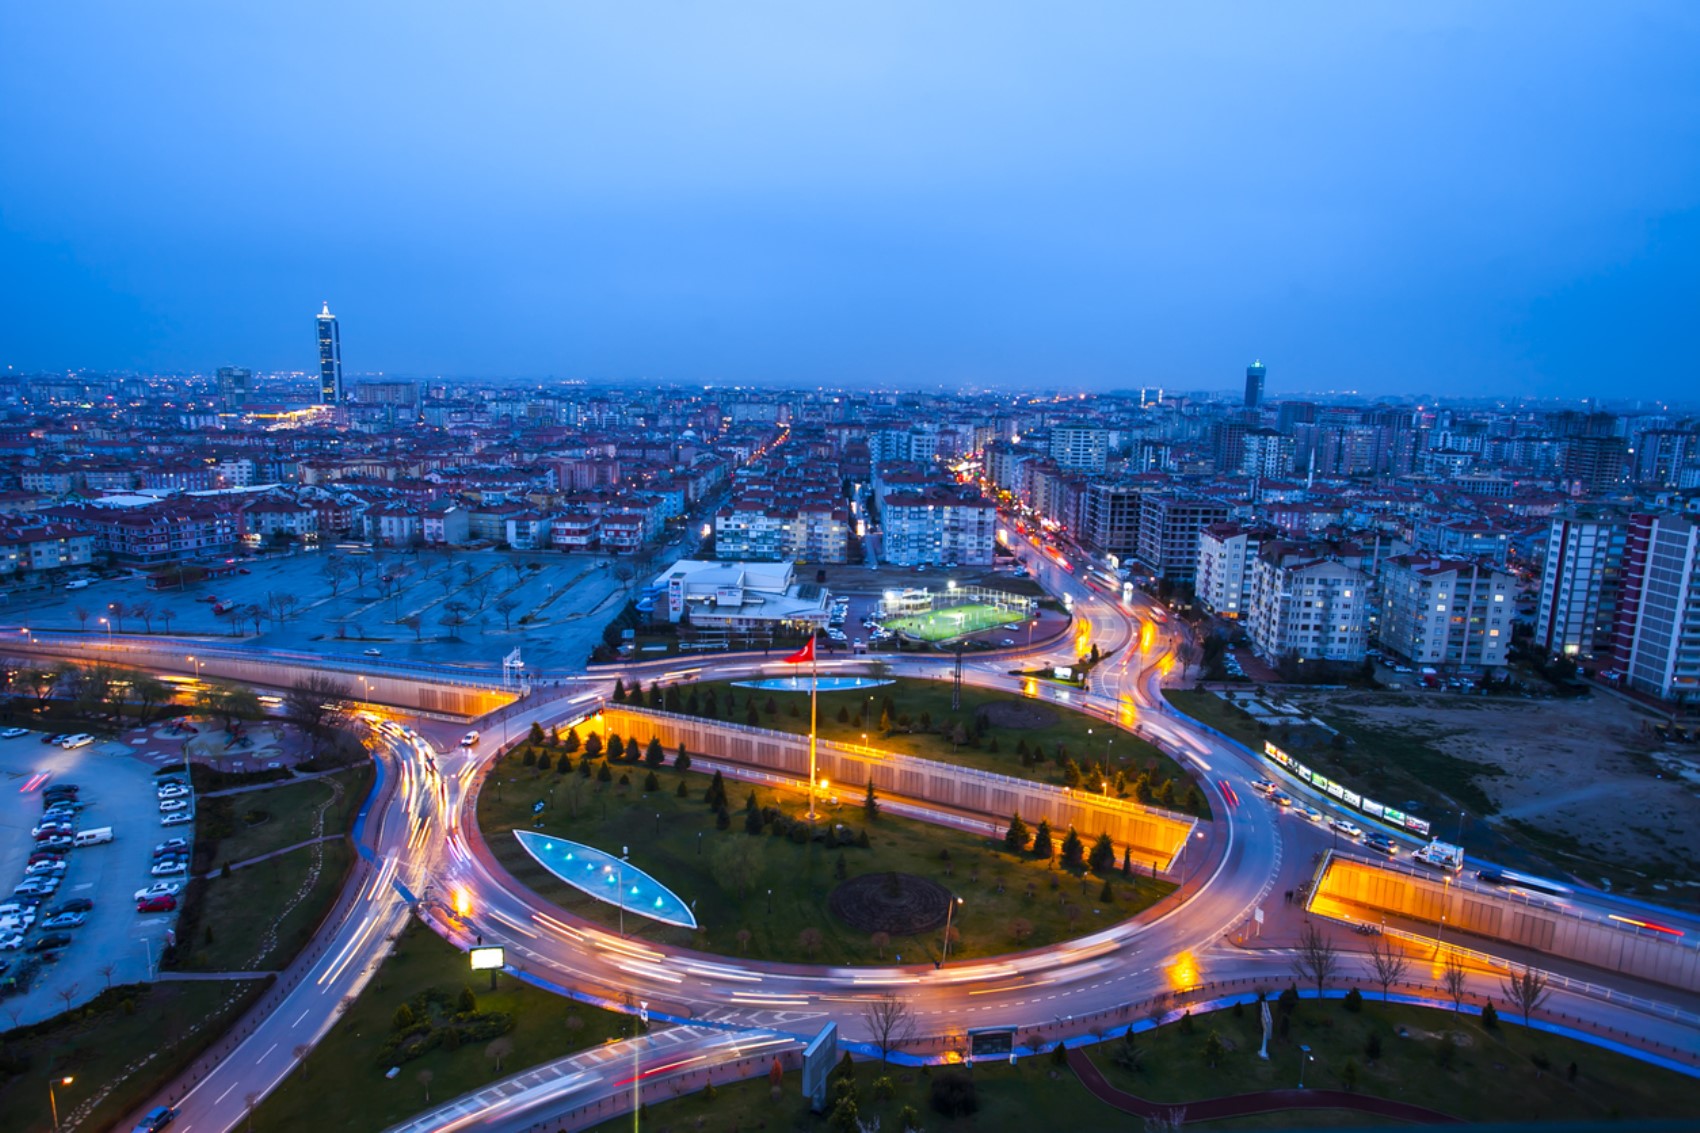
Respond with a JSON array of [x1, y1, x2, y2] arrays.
[[1002, 814, 1134, 877]]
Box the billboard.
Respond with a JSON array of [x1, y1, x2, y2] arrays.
[[1261, 742, 1429, 837], [469, 946, 505, 971]]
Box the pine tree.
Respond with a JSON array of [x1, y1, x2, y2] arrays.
[[1004, 813, 1030, 853], [596, 761, 612, 783], [584, 733, 603, 760], [607, 734, 626, 761], [649, 682, 664, 709], [745, 807, 763, 835], [1121, 846, 1133, 878], [556, 753, 572, 774], [746, 703, 760, 727], [703, 690, 719, 718], [536, 751, 552, 771], [644, 771, 660, 793], [529, 721, 546, 745], [612, 678, 628, 704], [1032, 819, 1054, 860], [1060, 827, 1086, 872], [563, 727, 581, 754], [645, 737, 664, 767], [707, 769, 728, 809], [1089, 832, 1116, 875], [837, 704, 851, 724], [675, 743, 692, 773], [744, 788, 759, 813], [676, 779, 689, 798], [664, 684, 682, 712], [686, 687, 701, 715], [863, 780, 879, 821]]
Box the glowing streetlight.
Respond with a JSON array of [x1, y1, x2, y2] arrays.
[[942, 896, 965, 963], [99, 617, 111, 641], [49, 1076, 73, 1132]]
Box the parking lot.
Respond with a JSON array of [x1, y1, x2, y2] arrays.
[[0, 730, 184, 1025], [3, 546, 629, 674]]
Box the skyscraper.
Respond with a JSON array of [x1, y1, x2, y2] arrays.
[[1244, 359, 1266, 408], [316, 302, 342, 404], [216, 366, 250, 408]]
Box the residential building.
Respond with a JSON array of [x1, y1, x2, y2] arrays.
[[1195, 522, 1273, 619], [1248, 542, 1369, 663], [1378, 556, 1513, 670], [1620, 515, 1700, 703], [1049, 424, 1108, 473], [1135, 495, 1229, 583], [881, 490, 996, 566], [1080, 482, 1143, 558], [1534, 514, 1626, 659], [0, 523, 96, 576]]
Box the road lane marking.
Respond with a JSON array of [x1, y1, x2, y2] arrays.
[[261, 1042, 278, 1060], [294, 1007, 312, 1026], [215, 1081, 239, 1104]]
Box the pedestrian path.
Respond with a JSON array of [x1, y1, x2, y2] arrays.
[[194, 834, 341, 877], [1068, 1046, 1462, 1124], [154, 970, 279, 981]]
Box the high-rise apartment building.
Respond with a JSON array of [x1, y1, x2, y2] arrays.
[[1247, 542, 1368, 663], [1378, 556, 1513, 670], [1244, 360, 1266, 408], [1195, 522, 1274, 619], [1080, 482, 1144, 558], [316, 302, 343, 404], [1048, 424, 1109, 473], [1136, 495, 1229, 583], [1621, 515, 1700, 704], [1534, 514, 1626, 658]]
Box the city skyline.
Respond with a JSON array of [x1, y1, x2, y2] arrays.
[[2, 4, 1697, 396]]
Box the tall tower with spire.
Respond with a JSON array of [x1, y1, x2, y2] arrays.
[[316, 301, 342, 404], [1244, 359, 1266, 409]]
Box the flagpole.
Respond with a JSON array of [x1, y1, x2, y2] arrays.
[[808, 632, 818, 823]]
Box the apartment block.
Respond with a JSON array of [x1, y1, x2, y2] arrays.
[[1248, 542, 1369, 663], [1049, 424, 1109, 473], [1195, 522, 1274, 619], [1620, 515, 1700, 704], [1135, 495, 1229, 582], [1080, 482, 1143, 558], [1534, 514, 1626, 658], [1378, 556, 1513, 670], [881, 490, 996, 566]]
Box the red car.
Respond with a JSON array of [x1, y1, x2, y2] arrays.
[[136, 895, 177, 913]]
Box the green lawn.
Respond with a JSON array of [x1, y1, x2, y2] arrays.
[[206, 768, 368, 869], [478, 761, 1174, 966], [587, 1054, 1118, 1133], [0, 978, 270, 1133], [662, 677, 1208, 817], [884, 602, 1023, 642], [253, 920, 633, 1133], [1091, 996, 1699, 1125]]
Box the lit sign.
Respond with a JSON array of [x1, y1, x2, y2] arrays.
[[469, 946, 505, 971]]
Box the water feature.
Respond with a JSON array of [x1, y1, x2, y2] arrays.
[[733, 676, 893, 693], [513, 830, 697, 929]]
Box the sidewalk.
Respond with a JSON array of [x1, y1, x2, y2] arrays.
[[1068, 1046, 1462, 1124]]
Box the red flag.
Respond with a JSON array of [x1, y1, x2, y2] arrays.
[[782, 636, 816, 664]]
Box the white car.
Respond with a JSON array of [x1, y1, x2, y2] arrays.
[[364, 648, 382, 656], [158, 785, 191, 799], [25, 860, 67, 877], [1300, 805, 1324, 823], [460, 731, 481, 748], [59, 734, 95, 749], [1, 727, 28, 738], [155, 838, 191, 857], [159, 797, 191, 812], [0, 933, 24, 951], [151, 859, 187, 877], [1330, 818, 1364, 839], [134, 882, 182, 902], [162, 811, 194, 827]]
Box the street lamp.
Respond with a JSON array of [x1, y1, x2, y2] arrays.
[[49, 1075, 73, 1132], [942, 896, 964, 964], [1297, 1044, 1313, 1088], [187, 654, 202, 679], [618, 845, 629, 938], [99, 617, 111, 641]]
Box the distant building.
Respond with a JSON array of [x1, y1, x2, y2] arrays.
[[1244, 360, 1266, 409], [316, 302, 343, 404], [355, 381, 419, 405], [217, 366, 250, 408], [1378, 556, 1513, 670], [1048, 424, 1109, 474]]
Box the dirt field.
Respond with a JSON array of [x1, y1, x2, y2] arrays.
[[1290, 690, 1700, 894]]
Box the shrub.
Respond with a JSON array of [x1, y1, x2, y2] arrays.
[[644, 771, 660, 793], [1481, 1002, 1499, 1030], [393, 1003, 416, 1030], [929, 1069, 978, 1117], [1343, 987, 1363, 1013], [675, 780, 688, 798]]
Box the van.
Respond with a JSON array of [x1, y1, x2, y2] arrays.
[[73, 827, 113, 847], [59, 734, 94, 750], [65, 579, 91, 590]]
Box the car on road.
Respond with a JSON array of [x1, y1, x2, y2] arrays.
[[27, 933, 72, 953], [132, 1105, 176, 1132], [1251, 779, 1277, 795], [47, 898, 93, 915], [159, 797, 191, 812], [136, 894, 177, 913], [40, 912, 86, 930], [1, 727, 28, 738], [1364, 833, 1398, 855], [1330, 818, 1364, 839], [364, 648, 382, 656], [460, 730, 481, 747], [154, 839, 190, 858], [1271, 792, 1293, 808], [162, 811, 194, 827], [134, 882, 182, 902]]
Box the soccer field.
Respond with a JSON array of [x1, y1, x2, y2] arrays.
[[883, 602, 1021, 642]]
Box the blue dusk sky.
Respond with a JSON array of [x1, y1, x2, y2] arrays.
[[1, 2, 1696, 398]]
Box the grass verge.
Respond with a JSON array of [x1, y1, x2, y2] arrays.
[[252, 920, 633, 1133], [478, 761, 1173, 966], [203, 769, 367, 869]]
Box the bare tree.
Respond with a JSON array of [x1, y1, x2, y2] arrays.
[[495, 597, 520, 630], [350, 557, 373, 590], [98, 963, 116, 990], [107, 601, 127, 633], [417, 1068, 434, 1102], [459, 561, 476, 586], [470, 578, 492, 611], [1441, 950, 1469, 1012], [440, 600, 471, 641], [613, 562, 636, 592], [1366, 937, 1408, 1002], [244, 603, 266, 635], [73, 605, 90, 631], [284, 673, 354, 755], [862, 994, 916, 1064], [486, 1036, 515, 1074], [321, 555, 350, 596], [1290, 921, 1340, 995], [1501, 965, 1550, 1026], [870, 930, 890, 959], [402, 614, 423, 641], [159, 607, 177, 634], [56, 983, 80, 1014], [133, 599, 155, 632]]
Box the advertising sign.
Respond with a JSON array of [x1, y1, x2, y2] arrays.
[[469, 946, 505, 971]]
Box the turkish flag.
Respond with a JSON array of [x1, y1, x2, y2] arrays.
[[782, 636, 816, 664]]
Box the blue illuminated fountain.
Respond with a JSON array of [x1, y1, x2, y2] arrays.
[[734, 675, 892, 692], [513, 830, 697, 929]]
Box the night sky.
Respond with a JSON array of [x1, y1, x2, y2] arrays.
[[2, 3, 1696, 398]]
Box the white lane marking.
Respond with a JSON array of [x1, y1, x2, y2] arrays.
[[261, 1042, 278, 1060], [294, 1007, 312, 1027], [215, 1081, 239, 1104]]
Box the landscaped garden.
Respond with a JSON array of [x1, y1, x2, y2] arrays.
[[477, 744, 1174, 966], [251, 920, 634, 1132], [615, 675, 1210, 818]]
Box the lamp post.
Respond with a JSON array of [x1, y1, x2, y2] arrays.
[[1297, 1044, 1313, 1088], [942, 896, 964, 963], [618, 845, 629, 938], [99, 617, 111, 641], [187, 654, 203, 680], [49, 1075, 73, 1132]]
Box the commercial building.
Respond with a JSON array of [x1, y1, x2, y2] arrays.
[[1244, 360, 1266, 409], [652, 559, 831, 632], [1378, 556, 1513, 670], [217, 367, 250, 408], [316, 301, 343, 405]]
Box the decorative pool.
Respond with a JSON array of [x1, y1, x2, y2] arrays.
[[513, 830, 697, 929], [733, 676, 894, 692]]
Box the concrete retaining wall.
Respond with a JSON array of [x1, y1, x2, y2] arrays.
[[596, 705, 1196, 866], [1316, 856, 1700, 993]]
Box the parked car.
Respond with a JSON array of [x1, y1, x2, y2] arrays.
[[159, 798, 190, 813], [364, 648, 382, 656], [59, 734, 95, 749], [41, 733, 67, 745], [27, 933, 72, 953], [0, 934, 23, 951], [46, 898, 93, 915], [136, 894, 177, 913], [151, 859, 187, 877], [36, 836, 74, 851], [40, 912, 86, 930], [0, 727, 28, 738], [154, 839, 190, 858], [134, 882, 182, 902], [157, 784, 191, 799], [162, 811, 194, 827]]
